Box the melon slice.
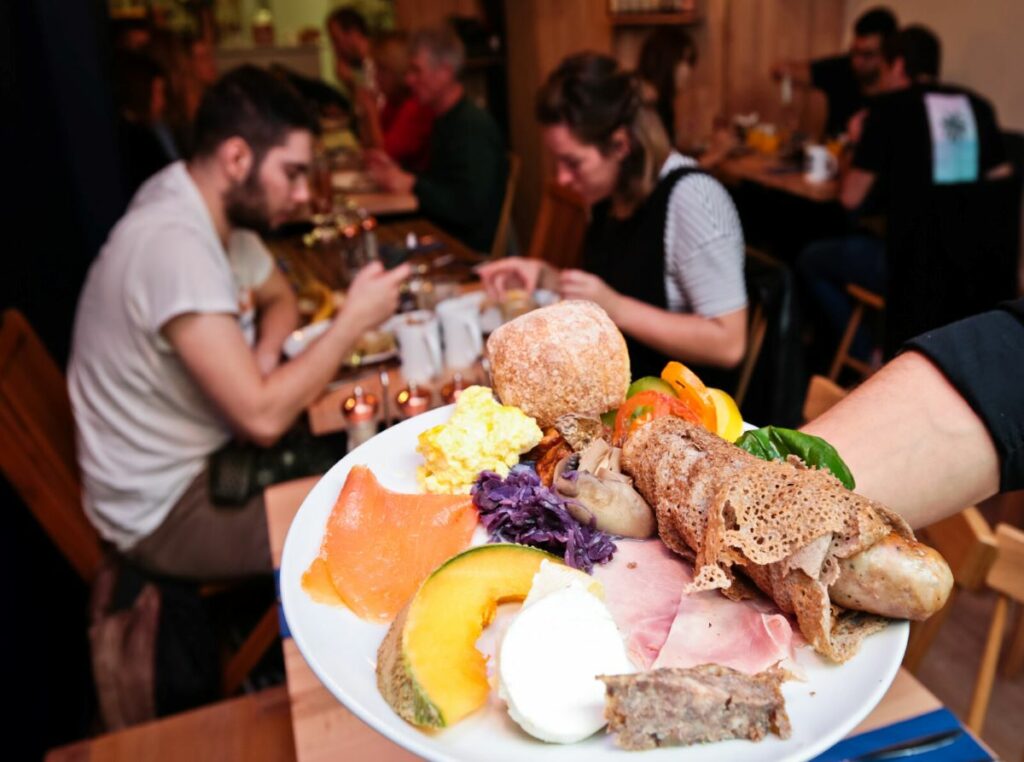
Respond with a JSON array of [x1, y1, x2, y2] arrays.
[[376, 543, 561, 727]]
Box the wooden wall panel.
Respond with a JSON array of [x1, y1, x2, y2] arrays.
[[393, 0, 482, 32], [504, 0, 611, 244]]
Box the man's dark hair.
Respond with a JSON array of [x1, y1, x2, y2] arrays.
[[854, 7, 898, 39], [883, 25, 942, 79], [327, 6, 368, 36], [191, 65, 320, 161]]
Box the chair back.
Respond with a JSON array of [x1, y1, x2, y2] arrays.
[[966, 522, 1024, 734], [802, 374, 847, 422], [921, 507, 998, 591], [0, 309, 103, 581], [733, 248, 804, 424], [526, 181, 588, 269], [903, 506, 996, 674], [828, 284, 884, 383], [489, 152, 521, 259]]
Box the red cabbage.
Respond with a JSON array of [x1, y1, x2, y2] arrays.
[[471, 465, 617, 573]]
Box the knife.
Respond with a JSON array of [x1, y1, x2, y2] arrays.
[[842, 728, 965, 761]]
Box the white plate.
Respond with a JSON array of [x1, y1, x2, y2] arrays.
[[283, 320, 331, 358], [285, 321, 397, 366], [280, 406, 907, 762]]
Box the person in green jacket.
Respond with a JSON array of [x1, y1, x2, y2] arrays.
[[367, 26, 507, 253]]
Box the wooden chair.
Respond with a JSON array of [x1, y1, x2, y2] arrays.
[[801, 374, 847, 422], [966, 522, 1024, 735], [733, 247, 781, 409], [45, 685, 295, 762], [526, 181, 589, 269], [489, 152, 521, 260], [903, 507, 998, 673], [0, 309, 277, 699], [828, 284, 885, 383]]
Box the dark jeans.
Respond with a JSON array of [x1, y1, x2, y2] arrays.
[[797, 234, 886, 361]]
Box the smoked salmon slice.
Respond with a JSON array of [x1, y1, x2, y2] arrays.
[[304, 465, 478, 622]]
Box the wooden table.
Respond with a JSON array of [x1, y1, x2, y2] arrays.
[[344, 191, 418, 217], [46, 686, 296, 762], [716, 152, 838, 204], [272, 218, 484, 293], [332, 170, 419, 217], [307, 360, 485, 437], [263, 478, 973, 762]]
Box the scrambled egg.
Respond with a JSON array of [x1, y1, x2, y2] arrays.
[[417, 386, 543, 494]]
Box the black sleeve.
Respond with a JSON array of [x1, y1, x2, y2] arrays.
[[903, 299, 1024, 492], [852, 103, 887, 174], [810, 55, 848, 91], [973, 96, 1006, 172]]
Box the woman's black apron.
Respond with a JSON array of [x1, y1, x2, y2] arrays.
[[582, 166, 707, 380]]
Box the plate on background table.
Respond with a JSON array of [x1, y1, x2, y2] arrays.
[[284, 321, 397, 366], [280, 406, 908, 762]]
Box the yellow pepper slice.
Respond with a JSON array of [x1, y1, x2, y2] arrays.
[[707, 387, 744, 442]]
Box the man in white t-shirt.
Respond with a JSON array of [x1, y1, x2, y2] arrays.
[[69, 66, 410, 580]]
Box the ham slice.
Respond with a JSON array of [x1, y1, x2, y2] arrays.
[[595, 540, 796, 674], [594, 539, 690, 669]]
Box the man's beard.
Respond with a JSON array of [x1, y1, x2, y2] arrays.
[[224, 166, 273, 236]]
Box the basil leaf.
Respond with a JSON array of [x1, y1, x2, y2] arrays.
[[735, 426, 856, 490]]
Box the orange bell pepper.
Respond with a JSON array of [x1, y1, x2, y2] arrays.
[[660, 361, 717, 432]]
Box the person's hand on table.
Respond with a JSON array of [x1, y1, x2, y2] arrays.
[[334, 261, 412, 336], [558, 269, 623, 319], [699, 127, 740, 169], [476, 256, 556, 301], [364, 148, 415, 193]]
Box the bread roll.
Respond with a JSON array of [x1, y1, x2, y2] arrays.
[[485, 300, 630, 428]]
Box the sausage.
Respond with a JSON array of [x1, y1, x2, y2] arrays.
[[829, 533, 954, 620]]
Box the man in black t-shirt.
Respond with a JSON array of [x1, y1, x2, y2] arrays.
[[842, 26, 1016, 354], [773, 7, 897, 137]]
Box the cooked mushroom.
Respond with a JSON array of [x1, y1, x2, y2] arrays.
[[553, 414, 608, 453], [553, 442, 656, 539]]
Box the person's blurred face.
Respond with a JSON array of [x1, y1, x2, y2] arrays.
[[543, 123, 628, 205], [374, 40, 409, 99], [674, 60, 693, 90], [850, 33, 885, 88], [329, 21, 368, 64], [406, 48, 454, 110], [191, 40, 218, 86], [879, 56, 910, 92], [225, 130, 312, 233]]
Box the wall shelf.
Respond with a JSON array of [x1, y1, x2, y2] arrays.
[[608, 12, 702, 27]]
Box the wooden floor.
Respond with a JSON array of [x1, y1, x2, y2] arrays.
[[912, 493, 1024, 761], [914, 588, 1022, 760]]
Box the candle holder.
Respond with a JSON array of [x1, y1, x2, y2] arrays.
[[440, 372, 472, 405], [396, 383, 432, 419], [342, 386, 379, 452]]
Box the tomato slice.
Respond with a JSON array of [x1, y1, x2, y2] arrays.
[[661, 361, 717, 432], [613, 391, 703, 444]]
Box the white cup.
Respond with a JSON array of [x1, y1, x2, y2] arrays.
[[388, 310, 442, 385], [436, 293, 484, 371], [804, 144, 838, 184]]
